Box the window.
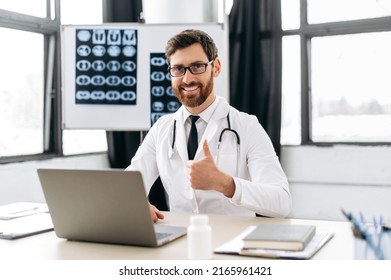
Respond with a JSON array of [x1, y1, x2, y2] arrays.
[[0, 3, 57, 160], [0, 0, 107, 161], [0, 0, 47, 18], [311, 32, 391, 142], [0, 28, 44, 157], [281, 0, 391, 145], [307, 0, 391, 24], [281, 35, 301, 145]]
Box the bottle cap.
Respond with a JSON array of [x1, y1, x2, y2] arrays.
[[190, 214, 209, 226]]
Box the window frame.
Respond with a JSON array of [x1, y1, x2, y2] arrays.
[[282, 0, 391, 146], [0, 2, 62, 163]]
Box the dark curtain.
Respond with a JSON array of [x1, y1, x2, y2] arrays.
[[229, 0, 282, 156], [103, 0, 168, 211]]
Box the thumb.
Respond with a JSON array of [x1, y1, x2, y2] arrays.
[[202, 140, 213, 159]]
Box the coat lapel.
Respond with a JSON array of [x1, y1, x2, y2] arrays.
[[195, 97, 230, 159], [172, 108, 189, 164], [172, 97, 231, 162]]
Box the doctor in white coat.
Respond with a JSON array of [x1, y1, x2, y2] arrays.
[[126, 29, 291, 222]]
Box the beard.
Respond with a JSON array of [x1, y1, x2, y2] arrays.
[[172, 72, 214, 108]]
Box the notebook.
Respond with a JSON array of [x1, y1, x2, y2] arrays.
[[242, 223, 316, 251], [37, 168, 186, 247]]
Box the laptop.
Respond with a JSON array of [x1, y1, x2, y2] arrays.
[[36, 168, 186, 247]]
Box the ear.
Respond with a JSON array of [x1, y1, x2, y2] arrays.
[[212, 57, 221, 77]]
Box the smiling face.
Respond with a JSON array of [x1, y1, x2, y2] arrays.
[[169, 43, 221, 114]]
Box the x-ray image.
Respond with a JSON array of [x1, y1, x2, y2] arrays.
[[150, 53, 180, 125], [75, 28, 138, 105]]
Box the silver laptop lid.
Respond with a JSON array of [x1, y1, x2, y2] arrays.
[[37, 169, 166, 247]]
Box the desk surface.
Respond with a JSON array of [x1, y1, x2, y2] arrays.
[[0, 212, 355, 260]]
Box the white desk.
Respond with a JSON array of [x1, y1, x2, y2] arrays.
[[0, 212, 355, 260]]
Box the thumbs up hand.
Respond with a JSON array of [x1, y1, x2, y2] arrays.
[[187, 140, 235, 198]]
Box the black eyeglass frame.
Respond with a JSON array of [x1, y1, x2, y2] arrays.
[[168, 60, 214, 77]]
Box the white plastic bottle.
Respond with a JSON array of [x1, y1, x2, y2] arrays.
[[187, 215, 212, 259]]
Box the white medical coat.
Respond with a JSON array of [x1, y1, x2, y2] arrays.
[[126, 96, 291, 217]]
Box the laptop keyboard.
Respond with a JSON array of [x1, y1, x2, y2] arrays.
[[156, 232, 172, 240]]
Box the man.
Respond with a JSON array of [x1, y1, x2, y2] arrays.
[[126, 29, 291, 222]]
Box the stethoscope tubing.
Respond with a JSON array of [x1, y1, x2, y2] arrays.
[[170, 114, 240, 163]]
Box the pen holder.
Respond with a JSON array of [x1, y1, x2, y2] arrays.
[[354, 231, 391, 260]]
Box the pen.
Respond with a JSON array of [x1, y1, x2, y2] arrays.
[[341, 208, 385, 260], [359, 212, 365, 223], [8, 207, 40, 215], [341, 208, 367, 239]]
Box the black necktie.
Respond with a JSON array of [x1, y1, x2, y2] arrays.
[[187, 115, 200, 160]]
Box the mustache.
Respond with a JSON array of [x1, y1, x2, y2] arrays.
[[179, 82, 202, 88]]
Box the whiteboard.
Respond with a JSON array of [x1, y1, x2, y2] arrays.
[[61, 23, 227, 130]]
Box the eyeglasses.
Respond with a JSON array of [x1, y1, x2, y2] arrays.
[[168, 60, 214, 77]]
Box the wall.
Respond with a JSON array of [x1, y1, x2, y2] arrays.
[[142, 0, 218, 23], [0, 154, 109, 206], [280, 145, 391, 221], [281, 145, 391, 186]]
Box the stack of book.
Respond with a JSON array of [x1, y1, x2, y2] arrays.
[[214, 222, 334, 259]]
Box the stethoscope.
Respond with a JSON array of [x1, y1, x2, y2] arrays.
[[169, 114, 241, 176]]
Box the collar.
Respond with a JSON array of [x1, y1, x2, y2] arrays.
[[182, 96, 220, 124]]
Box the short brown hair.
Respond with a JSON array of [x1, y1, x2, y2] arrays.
[[165, 29, 218, 64]]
